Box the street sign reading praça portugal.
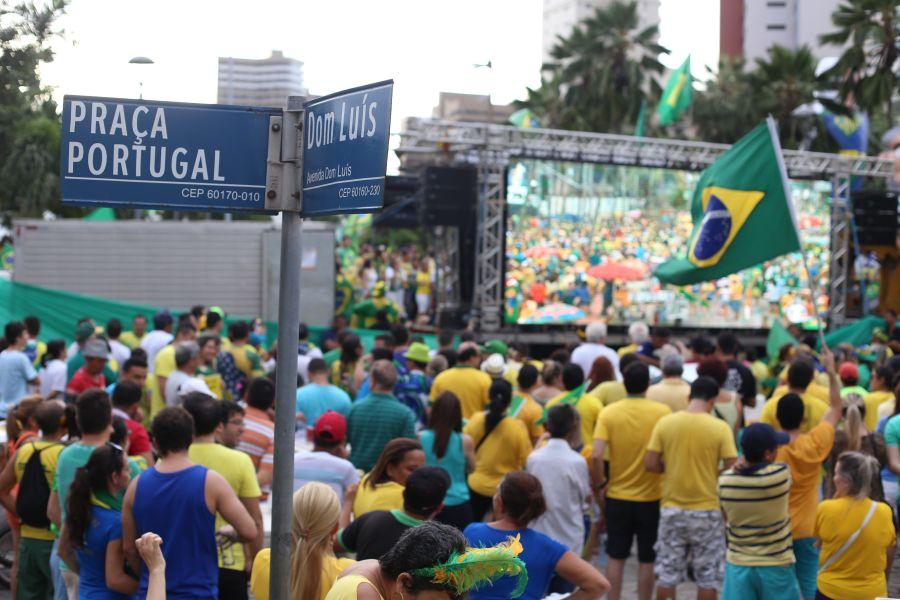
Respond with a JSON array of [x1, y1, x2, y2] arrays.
[[60, 96, 279, 211], [300, 80, 393, 216]]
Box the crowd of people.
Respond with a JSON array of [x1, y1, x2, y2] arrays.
[[504, 191, 833, 328], [0, 307, 899, 599]]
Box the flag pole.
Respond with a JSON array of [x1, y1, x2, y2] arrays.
[[765, 116, 828, 350]]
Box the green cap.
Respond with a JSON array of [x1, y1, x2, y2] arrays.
[[404, 342, 431, 365], [482, 339, 508, 358]]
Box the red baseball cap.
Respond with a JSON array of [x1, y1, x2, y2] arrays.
[[314, 411, 347, 443], [838, 362, 859, 383]]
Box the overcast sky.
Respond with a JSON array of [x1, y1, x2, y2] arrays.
[[42, 0, 719, 126]]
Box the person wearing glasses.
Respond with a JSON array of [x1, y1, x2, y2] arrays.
[[58, 443, 137, 598]]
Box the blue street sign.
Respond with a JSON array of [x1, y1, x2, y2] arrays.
[[301, 80, 393, 217], [60, 96, 279, 212]]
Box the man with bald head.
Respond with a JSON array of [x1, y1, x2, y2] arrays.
[[429, 341, 492, 419], [347, 360, 417, 470]]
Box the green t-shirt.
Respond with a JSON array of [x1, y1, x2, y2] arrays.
[[55, 442, 141, 521]]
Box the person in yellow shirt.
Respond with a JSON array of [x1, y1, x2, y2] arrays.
[[511, 364, 545, 443], [644, 376, 738, 599], [588, 353, 641, 407], [429, 343, 491, 419], [591, 362, 670, 600], [815, 452, 896, 600], [0, 401, 67, 600], [545, 364, 602, 450], [118, 314, 149, 350], [349, 439, 424, 519], [645, 354, 691, 412], [864, 365, 895, 430], [760, 358, 828, 432], [463, 380, 532, 522], [225, 321, 265, 380], [183, 393, 263, 590], [149, 321, 198, 419], [774, 349, 842, 600], [617, 321, 649, 357], [251, 482, 355, 600]]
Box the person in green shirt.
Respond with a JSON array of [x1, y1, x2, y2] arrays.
[[838, 362, 868, 398]]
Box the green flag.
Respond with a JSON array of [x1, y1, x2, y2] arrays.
[[509, 108, 539, 129], [635, 100, 646, 137], [655, 119, 801, 285], [657, 56, 692, 126], [766, 321, 798, 360]]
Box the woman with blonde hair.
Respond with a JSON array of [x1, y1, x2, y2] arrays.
[[251, 482, 354, 600], [826, 393, 888, 499], [815, 451, 896, 600]]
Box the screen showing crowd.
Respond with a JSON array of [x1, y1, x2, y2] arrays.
[[504, 160, 833, 328]]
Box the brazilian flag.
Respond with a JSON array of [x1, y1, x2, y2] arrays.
[[657, 56, 692, 126], [655, 119, 801, 285]]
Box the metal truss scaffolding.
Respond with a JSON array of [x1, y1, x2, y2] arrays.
[[397, 119, 895, 331]]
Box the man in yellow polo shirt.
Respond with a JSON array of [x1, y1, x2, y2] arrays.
[[511, 364, 545, 444], [645, 376, 738, 598], [429, 342, 491, 419], [864, 365, 895, 430], [546, 363, 602, 450], [591, 362, 670, 600], [0, 401, 67, 600], [760, 358, 828, 432], [149, 321, 198, 418]]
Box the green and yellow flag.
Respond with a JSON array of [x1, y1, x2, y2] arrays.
[[657, 56, 692, 126], [509, 108, 539, 129], [655, 119, 801, 285]]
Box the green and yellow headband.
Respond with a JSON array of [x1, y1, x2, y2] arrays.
[[410, 535, 528, 597]]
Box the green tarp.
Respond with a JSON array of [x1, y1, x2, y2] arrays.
[[0, 278, 442, 354]]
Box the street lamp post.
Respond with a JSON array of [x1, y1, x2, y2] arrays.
[[128, 57, 154, 220]]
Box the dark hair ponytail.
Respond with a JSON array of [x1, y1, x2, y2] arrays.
[[479, 380, 512, 449], [41, 339, 66, 368], [65, 445, 125, 548]]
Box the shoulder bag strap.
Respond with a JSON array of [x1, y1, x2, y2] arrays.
[[818, 500, 878, 573]]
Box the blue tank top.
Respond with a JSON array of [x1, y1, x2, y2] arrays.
[[421, 430, 469, 506], [134, 465, 217, 599]]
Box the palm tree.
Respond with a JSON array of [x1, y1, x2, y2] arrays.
[[521, 0, 669, 134], [819, 0, 898, 124], [693, 57, 766, 144], [752, 45, 819, 148]]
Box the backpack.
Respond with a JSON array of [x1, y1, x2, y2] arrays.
[[16, 443, 60, 529]]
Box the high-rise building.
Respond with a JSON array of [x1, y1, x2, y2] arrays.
[[217, 50, 308, 108], [542, 0, 660, 65], [720, 0, 844, 64]]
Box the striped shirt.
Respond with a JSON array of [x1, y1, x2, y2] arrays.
[[238, 407, 275, 490], [347, 392, 416, 471], [718, 462, 794, 567]]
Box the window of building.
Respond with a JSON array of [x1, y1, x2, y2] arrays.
[[766, 24, 787, 30]]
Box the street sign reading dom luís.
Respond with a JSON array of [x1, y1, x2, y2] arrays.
[[300, 80, 393, 217], [60, 96, 279, 212]]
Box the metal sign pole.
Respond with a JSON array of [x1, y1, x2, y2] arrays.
[[269, 101, 303, 600]]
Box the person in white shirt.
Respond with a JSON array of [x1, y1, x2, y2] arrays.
[[527, 403, 591, 555], [105, 318, 132, 369], [140, 311, 174, 373], [164, 341, 203, 406], [571, 322, 619, 380], [39, 339, 68, 399]]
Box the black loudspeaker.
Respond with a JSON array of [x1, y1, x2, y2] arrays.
[[421, 166, 478, 227], [852, 191, 898, 247], [375, 176, 420, 228]]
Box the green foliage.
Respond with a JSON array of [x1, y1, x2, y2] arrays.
[[751, 45, 819, 149], [819, 0, 899, 125], [521, 0, 669, 134], [0, 0, 68, 217], [693, 57, 765, 144]]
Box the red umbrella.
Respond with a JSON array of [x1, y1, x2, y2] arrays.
[[587, 262, 645, 281]]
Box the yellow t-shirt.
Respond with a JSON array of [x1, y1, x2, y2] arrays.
[[593, 398, 671, 502], [149, 344, 176, 419], [119, 331, 145, 350], [464, 413, 532, 497], [510, 392, 544, 440], [545, 391, 602, 450], [251, 548, 355, 600], [352, 476, 404, 518], [414, 271, 430, 296], [815, 497, 896, 600], [325, 574, 384, 600], [646, 412, 737, 510], [863, 390, 893, 431], [429, 366, 492, 420], [15, 441, 64, 540], [760, 389, 828, 433], [588, 380, 627, 407], [773, 381, 830, 405], [775, 421, 834, 539], [617, 344, 638, 357], [646, 379, 691, 413], [189, 442, 261, 571]]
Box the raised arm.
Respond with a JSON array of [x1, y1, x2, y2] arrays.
[[821, 349, 842, 427]]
